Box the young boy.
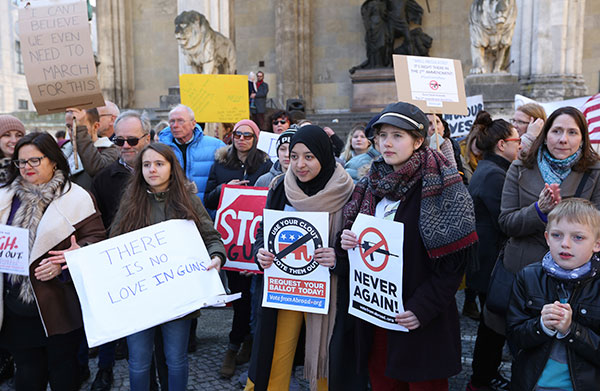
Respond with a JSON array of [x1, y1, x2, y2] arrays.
[[507, 198, 600, 391]]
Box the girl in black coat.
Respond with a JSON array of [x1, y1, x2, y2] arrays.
[[466, 113, 521, 390]]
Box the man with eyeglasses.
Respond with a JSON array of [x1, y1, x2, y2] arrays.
[[158, 104, 224, 203], [84, 110, 151, 391], [97, 101, 120, 139]]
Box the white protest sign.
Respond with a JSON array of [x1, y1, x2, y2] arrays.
[[348, 214, 406, 331], [65, 219, 233, 347], [262, 209, 330, 314], [0, 225, 29, 275], [514, 94, 592, 116], [256, 131, 280, 162], [18, 0, 105, 114], [443, 95, 484, 138]]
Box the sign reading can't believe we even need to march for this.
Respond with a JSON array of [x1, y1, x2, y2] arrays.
[[214, 185, 268, 273], [262, 209, 330, 315], [65, 219, 239, 347], [348, 213, 407, 331]]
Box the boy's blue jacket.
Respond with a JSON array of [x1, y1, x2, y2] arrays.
[[507, 262, 600, 391]]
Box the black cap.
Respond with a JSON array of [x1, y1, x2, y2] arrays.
[[372, 102, 429, 138]]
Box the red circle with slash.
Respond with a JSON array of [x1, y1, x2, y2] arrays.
[[429, 80, 440, 90], [358, 227, 389, 272]]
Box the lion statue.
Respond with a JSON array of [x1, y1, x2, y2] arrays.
[[174, 10, 236, 74], [469, 0, 517, 74]]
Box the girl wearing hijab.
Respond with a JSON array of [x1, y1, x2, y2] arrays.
[[340, 102, 478, 390], [245, 125, 355, 391]]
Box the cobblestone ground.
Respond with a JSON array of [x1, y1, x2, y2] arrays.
[[0, 291, 511, 390]]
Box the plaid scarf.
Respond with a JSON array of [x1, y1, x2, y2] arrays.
[[343, 147, 478, 259]]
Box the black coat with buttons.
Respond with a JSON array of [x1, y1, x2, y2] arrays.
[[507, 262, 600, 391]]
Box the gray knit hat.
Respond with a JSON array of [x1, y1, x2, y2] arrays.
[[0, 115, 26, 138]]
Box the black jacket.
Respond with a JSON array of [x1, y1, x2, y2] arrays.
[[91, 160, 131, 229], [507, 262, 600, 391]]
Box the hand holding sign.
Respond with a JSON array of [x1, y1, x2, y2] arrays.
[[257, 248, 275, 269], [46, 235, 80, 270], [340, 229, 359, 250]]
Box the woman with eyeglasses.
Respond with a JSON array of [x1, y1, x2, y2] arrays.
[[465, 113, 521, 391], [110, 143, 225, 390], [0, 132, 105, 390], [511, 102, 546, 158], [204, 119, 272, 378]]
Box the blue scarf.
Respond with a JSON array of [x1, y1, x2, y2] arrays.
[[542, 252, 598, 281], [537, 146, 581, 185]]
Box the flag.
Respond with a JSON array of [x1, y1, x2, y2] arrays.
[[583, 93, 600, 143]]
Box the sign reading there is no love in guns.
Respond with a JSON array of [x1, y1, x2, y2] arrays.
[[18, 0, 105, 114], [65, 219, 238, 347]]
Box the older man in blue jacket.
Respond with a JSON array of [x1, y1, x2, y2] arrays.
[[159, 104, 225, 203]]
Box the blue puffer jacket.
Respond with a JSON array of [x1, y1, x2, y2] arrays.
[[343, 147, 380, 183], [159, 124, 225, 202]]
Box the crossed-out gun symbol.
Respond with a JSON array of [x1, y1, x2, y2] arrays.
[[361, 240, 399, 264]]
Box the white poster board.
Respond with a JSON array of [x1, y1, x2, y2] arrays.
[[348, 214, 406, 331], [443, 95, 484, 138], [0, 225, 29, 275], [256, 131, 279, 162], [65, 219, 235, 347], [262, 209, 330, 314]]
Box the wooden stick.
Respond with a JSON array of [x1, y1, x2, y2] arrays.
[[72, 117, 79, 170]]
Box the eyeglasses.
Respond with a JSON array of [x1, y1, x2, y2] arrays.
[[168, 119, 190, 126], [272, 120, 288, 125], [99, 114, 114, 118], [510, 118, 529, 127], [233, 131, 254, 140], [13, 156, 46, 168], [113, 135, 148, 146], [504, 137, 522, 145]]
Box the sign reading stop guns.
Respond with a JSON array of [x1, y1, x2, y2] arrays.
[[214, 185, 268, 273], [348, 213, 407, 331]]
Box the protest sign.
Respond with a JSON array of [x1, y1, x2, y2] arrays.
[[18, 0, 105, 114], [180, 74, 249, 123], [262, 209, 330, 314], [256, 131, 280, 162], [65, 219, 235, 347], [348, 214, 406, 331], [442, 95, 484, 138], [394, 55, 467, 115], [514, 94, 591, 116], [0, 225, 29, 276], [215, 185, 268, 273]]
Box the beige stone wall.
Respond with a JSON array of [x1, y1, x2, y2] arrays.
[[130, 0, 180, 108], [583, 1, 600, 95]]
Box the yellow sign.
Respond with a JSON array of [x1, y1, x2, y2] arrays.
[[179, 74, 249, 123]]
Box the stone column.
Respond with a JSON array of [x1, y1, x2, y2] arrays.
[[96, 0, 135, 108], [275, 0, 312, 111], [511, 0, 587, 100], [177, 0, 233, 75]]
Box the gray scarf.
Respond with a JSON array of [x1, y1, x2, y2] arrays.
[[7, 171, 66, 304]]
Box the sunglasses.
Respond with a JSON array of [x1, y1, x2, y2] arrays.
[[272, 120, 288, 125], [233, 131, 255, 140], [13, 156, 46, 168], [113, 135, 148, 146]]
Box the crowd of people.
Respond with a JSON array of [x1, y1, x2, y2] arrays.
[[0, 91, 598, 391]]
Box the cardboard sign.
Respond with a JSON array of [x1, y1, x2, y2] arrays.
[[348, 214, 406, 331], [262, 209, 330, 314], [215, 185, 269, 273], [442, 95, 484, 138], [256, 131, 280, 162], [18, 0, 104, 114], [394, 55, 467, 115], [65, 219, 236, 347], [0, 225, 30, 276], [180, 74, 249, 123]]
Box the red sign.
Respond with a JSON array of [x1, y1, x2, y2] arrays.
[[215, 185, 269, 273]]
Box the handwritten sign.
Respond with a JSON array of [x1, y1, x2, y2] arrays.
[[443, 95, 484, 138], [0, 225, 29, 276], [180, 74, 249, 123], [18, 0, 104, 114], [215, 185, 268, 273], [65, 219, 235, 347], [394, 55, 467, 115], [262, 209, 330, 314], [348, 214, 406, 331], [256, 131, 280, 162]]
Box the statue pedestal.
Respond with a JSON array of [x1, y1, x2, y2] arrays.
[[350, 68, 397, 112], [465, 73, 519, 117]]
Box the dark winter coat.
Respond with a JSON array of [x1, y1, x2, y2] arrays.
[[203, 146, 272, 210], [467, 153, 510, 293], [507, 262, 600, 391], [254, 81, 269, 114], [91, 160, 132, 229]]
